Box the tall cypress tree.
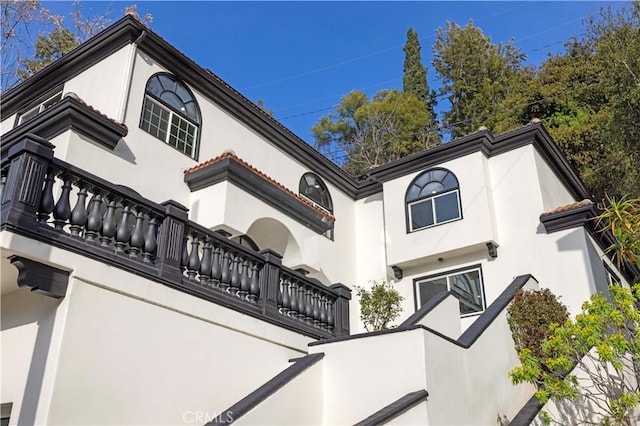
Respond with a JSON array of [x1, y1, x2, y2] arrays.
[[403, 28, 429, 104]]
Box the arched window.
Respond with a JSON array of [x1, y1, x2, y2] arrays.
[[299, 173, 333, 213], [140, 73, 201, 158], [405, 168, 461, 231]]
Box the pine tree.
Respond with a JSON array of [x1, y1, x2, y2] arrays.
[[402, 28, 429, 104]]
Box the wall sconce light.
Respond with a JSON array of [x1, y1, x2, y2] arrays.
[[486, 242, 498, 258], [391, 265, 403, 280]]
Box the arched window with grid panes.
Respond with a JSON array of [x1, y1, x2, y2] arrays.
[[299, 173, 333, 213], [405, 168, 462, 232], [140, 73, 201, 158]]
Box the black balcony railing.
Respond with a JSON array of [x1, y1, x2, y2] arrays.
[[0, 134, 350, 339]]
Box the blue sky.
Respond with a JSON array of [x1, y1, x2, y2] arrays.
[[44, 1, 623, 146]]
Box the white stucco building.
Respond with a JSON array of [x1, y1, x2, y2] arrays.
[[2, 16, 638, 426]]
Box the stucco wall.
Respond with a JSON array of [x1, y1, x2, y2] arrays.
[[1, 231, 313, 425], [382, 151, 498, 268], [0, 290, 62, 426], [233, 360, 324, 425], [47, 279, 303, 425]]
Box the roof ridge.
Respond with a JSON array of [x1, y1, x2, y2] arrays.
[[185, 152, 335, 221]]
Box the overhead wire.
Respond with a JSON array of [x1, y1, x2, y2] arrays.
[[276, 31, 588, 122], [241, 2, 532, 91]]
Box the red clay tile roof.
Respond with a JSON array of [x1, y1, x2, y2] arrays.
[[70, 94, 128, 133], [185, 152, 336, 222], [540, 199, 594, 217]]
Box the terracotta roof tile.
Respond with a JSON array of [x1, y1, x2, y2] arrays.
[[540, 199, 594, 217], [185, 152, 335, 222], [71, 95, 128, 133]]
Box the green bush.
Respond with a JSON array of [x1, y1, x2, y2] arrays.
[[356, 280, 404, 332], [507, 288, 569, 386]]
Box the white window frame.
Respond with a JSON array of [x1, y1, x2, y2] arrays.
[[408, 188, 462, 232], [414, 265, 486, 317], [141, 96, 198, 157], [18, 91, 63, 124]]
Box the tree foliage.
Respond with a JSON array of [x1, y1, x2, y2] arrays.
[[403, 27, 434, 112], [491, 3, 640, 200], [356, 280, 404, 332], [509, 198, 640, 425], [507, 288, 570, 386], [313, 89, 440, 178], [1, 0, 151, 89], [597, 196, 640, 272], [17, 26, 78, 80], [509, 284, 640, 425], [432, 20, 526, 138]]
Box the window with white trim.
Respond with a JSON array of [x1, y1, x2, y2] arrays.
[[415, 266, 485, 316], [405, 168, 461, 232], [18, 91, 63, 124], [140, 73, 201, 158]]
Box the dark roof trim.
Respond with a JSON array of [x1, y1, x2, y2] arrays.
[[310, 274, 536, 348], [134, 28, 362, 195], [399, 290, 453, 328], [457, 274, 535, 347], [1, 19, 140, 117], [1, 17, 589, 203], [509, 395, 543, 426], [368, 124, 591, 202], [1, 96, 127, 157], [540, 202, 597, 233], [540, 205, 640, 283], [206, 352, 324, 426], [354, 390, 429, 426], [184, 157, 334, 235]]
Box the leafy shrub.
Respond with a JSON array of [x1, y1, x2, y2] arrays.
[[507, 288, 569, 386], [356, 280, 404, 331]]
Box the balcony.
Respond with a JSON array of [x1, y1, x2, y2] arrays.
[[0, 134, 350, 339]]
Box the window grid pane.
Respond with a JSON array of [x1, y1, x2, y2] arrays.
[[434, 191, 461, 223], [170, 114, 196, 156], [141, 100, 169, 141], [140, 75, 200, 158], [409, 199, 434, 230]]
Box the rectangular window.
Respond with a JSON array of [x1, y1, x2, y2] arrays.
[[415, 266, 485, 317], [18, 91, 63, 124], [141, 97, 197, 157], [408, 189, 461, 231]]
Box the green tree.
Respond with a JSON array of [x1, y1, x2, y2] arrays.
[[507, 288, 570, 387], [356, 280, 404, 332], [402, 28, 432, 107], [2, 1, 151, 88], [313, 89, 440, 178], [493, 3, 640, 200], [509, 198, 640, 425], [18, 26, 79, 80], [433, 20, 526, 138]]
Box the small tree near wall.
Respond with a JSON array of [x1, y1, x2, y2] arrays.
[[507, 288, 570, 387], [356, 280, 403, 332]]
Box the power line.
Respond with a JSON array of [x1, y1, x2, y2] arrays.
[[241, 2, 533, 91], [276, 32, 590, 122]]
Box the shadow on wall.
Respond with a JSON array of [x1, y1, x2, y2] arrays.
[[246, 217, 302, 267], [1, 289, 61, 426]]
